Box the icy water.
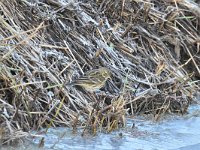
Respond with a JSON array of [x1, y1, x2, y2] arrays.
[[1, 104, 200, 150]]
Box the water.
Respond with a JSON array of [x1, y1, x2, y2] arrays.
[[1, 104, 200, 150]]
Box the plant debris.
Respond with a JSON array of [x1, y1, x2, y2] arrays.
[[0, 0, 199, 144]]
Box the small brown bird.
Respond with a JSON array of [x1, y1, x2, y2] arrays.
[[69, 67, 111, 92]]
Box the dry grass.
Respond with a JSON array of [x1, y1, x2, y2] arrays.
[[0, 0, 199, 144]]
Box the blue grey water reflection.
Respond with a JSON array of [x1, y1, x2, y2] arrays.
[[1, 104, 200, 150]]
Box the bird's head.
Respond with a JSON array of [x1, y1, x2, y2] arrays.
[[99, 67, 111, 80]]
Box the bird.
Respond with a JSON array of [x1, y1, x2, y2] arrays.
[[68, 67, 111, 92]]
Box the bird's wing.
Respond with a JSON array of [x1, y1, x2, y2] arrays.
[[73, 76, 97, 85]]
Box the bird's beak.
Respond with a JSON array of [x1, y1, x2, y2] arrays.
[[107, 77, 111, 81]]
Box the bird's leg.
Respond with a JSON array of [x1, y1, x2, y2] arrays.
[[95, 90, 104, 102], [87, 91, 97, 103]]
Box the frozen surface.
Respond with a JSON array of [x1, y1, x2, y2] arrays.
[[1, 104, 200, 150]]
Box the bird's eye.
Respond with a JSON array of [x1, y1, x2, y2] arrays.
[[103, 72, 106, 76]]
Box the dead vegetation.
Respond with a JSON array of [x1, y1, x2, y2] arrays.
[[0, 0, 200, 144]]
